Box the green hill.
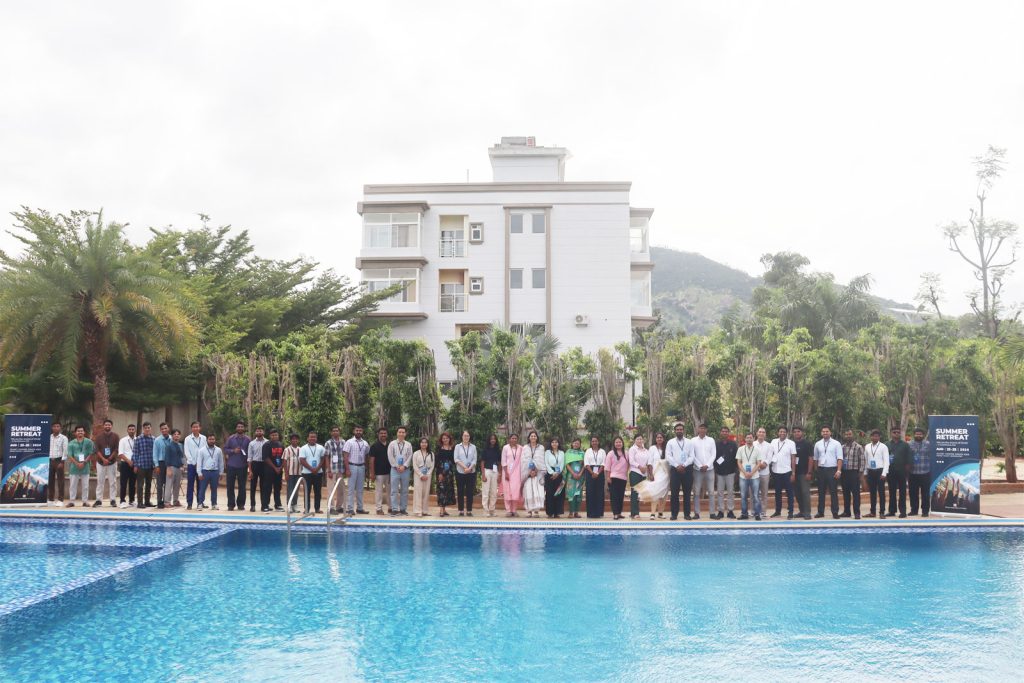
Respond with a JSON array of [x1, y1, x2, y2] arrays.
[[650, 246, 759, 334], [650, 246, 918, 334]]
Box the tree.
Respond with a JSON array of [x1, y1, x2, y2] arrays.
[[914, 273, 944, 319], [943, 146, 1019, 338], [0, 209, 198, 424], [443, 331, 501, 442], [984, 341, 1021, 483], [585, 348, 626, 441]]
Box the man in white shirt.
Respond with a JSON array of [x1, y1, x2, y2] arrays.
[[769, 427, 796, 519], [753, 428, 775, 517], [117, 424, 137, 508], [183, 421, 207, 511], [47, 421, 69, 506], [342, 426, 370, 515], [665, 422, 695, 520], [864, 429, 890, 519], [690, 423, 716, 520], [813, 426, 844, 519]]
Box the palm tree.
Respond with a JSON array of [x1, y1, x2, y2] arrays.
[[0, 209, 199, 425]]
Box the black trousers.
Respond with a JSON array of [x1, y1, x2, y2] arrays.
[[909, 472, 931, 515], [816, 467, 839, 516], [669, 465, 693, 519], [226, 466, 247, 510], [608, 477, 627, 517], [456, 472, 475, 512], [586, 471, 605, 518], [48, 458, 65, 501], [772, 471, 794, 513], [118, 462, 136, 503], [134, 467, 153, 506], [261, 466, 282, 509], [303, 472, 322, 512], [887, 471, 907, 516], [841, 469, 862, 516], [867, 468, 886, 514], [544, 474, 565, 516], [249, 461, 264, 509]]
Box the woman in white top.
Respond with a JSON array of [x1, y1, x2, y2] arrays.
[[584, 437, 606, 519], [543, 437, 566, 518], [636, 432, 670, 519], [412, 437, 435, 516], [522, 431, 546, 517]]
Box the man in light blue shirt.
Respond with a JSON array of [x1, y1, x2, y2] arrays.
[[300, 431, 327, 514], [196, 434, 224, 510], [153, 423, 173, 509], [813, 426, 844, 519], [183, 421, 207, 510]]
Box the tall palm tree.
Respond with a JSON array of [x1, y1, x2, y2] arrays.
[[0, 209, 199, 424]]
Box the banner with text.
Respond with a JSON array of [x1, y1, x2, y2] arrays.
[[929, 415, 980, 515], [1, 414, 52, 504]]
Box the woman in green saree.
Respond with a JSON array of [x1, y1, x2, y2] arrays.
[[565, 438, 586, 518]]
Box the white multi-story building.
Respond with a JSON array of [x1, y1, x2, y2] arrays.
[[355, 137, 655, 402]]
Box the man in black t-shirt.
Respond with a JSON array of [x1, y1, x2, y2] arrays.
[[369, 428, 390, 514], [261, 429, 285, 512], [792, 427, 814, 520], [713, 427, 739, 519]]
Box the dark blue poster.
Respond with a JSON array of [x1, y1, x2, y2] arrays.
[[1, 414, 52, 504], [929, 415, 980, 515]]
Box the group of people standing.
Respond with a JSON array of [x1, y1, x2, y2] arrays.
[[45, 417, 935, 522]]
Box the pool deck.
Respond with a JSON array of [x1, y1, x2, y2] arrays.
[[2, 492, 1023, 531]]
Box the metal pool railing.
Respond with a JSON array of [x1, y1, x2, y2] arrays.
[[325, 476, 348, 527], [286, 477, 311, 532]]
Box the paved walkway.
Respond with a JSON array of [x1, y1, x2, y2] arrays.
[[2, 493, 1022, 531]]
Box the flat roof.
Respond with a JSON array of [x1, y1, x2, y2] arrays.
[[364, 181, 631, 194]]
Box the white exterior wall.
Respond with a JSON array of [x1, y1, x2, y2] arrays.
[[356, 142, 653, 423], [361, 188, 643, 383]]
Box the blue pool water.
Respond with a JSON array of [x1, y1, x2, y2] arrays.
[[0, 521, 1021, 682]]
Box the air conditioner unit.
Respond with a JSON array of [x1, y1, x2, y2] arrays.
[[574, 314, 590, 326]]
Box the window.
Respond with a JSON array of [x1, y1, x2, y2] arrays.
[[510, 212, 545, 234], [531, 212, 546, 234], [363, 212, 420, 248], [361, 268, 418, 303], [631, 272, 651, 307], [469, 222, 484, 243], [469, 276, 484, 294], [509, 269, 523, 289], [630, 217, 648, 253], [439, 283, 466, 312], [439, 216, 466, 257], [532, 268, 546, 289]]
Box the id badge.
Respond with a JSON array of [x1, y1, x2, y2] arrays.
[[745, 464, 751, 473], [104, 447, 111, 457], [870, 460, 876, 469]]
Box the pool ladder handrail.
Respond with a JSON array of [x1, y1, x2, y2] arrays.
[[286, 477, 311, 532], [326, 475, 348, 527]]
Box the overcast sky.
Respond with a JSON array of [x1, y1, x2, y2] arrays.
[[2, 0, 1022, 314]]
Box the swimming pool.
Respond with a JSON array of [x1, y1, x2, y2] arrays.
[[0, 520, 1021, 682]]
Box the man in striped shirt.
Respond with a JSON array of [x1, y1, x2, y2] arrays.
[[840, 429, 866, 519]]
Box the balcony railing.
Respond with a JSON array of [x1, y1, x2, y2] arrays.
[[440, 237, 466, 257], [440, 293, 467, 312]]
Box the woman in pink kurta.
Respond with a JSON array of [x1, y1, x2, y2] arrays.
[[501, 433, 524, 516]]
